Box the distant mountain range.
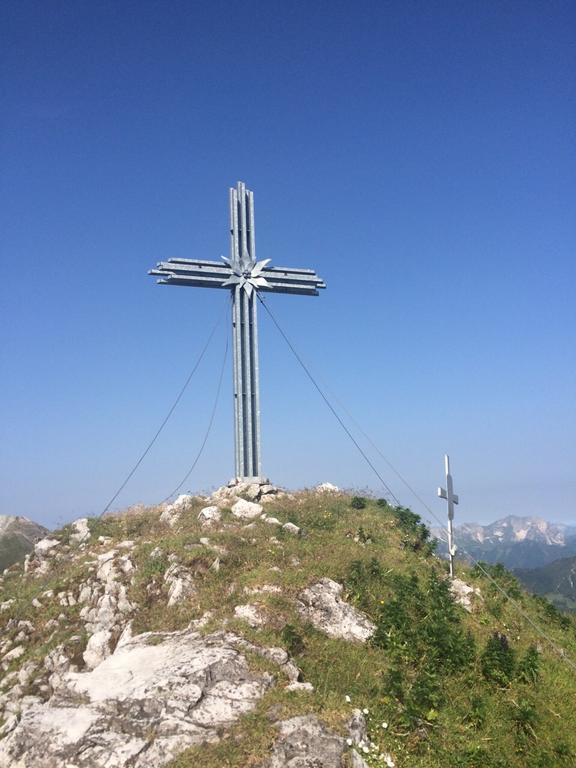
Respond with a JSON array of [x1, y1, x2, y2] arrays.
[[433, 515, 576, 570], [0, 515, 48, 571], [432, 515, 576, 611]]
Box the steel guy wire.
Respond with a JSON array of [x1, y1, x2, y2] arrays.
[[257, 294, 400, 505], [259, 294, 576, 674], [159, 327, 229, 504], [335, 414, 576, 672], [332, 395, 576, 674], [99, 305, 226, 517]]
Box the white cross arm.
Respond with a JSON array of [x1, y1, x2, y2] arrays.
[[437, 487, 459, 504]]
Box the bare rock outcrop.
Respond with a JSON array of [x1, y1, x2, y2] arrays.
[[297, 579, 375, 643], [70, 518, 91, 544], [315, 482, 340, 494], [234, 603, 266, 627], [160, 494, 195, 527], [450, 578, 483, 612], [208, 480, 283, 508], [197, 505, 222, 526], [79, 548, 136, 669], [231, 499, 263, 519], [0, 628, 277, 768], [32, 538, 61, 574], [164, 563, 196, 606], [264, 714, 369, 768]]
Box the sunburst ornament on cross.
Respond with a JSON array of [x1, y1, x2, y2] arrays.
[[149, 181, 326, 482], [220, 253, 272, 297]]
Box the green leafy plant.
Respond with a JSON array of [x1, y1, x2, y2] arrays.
[[392, 506, 436, 555], [511, 697, 538, 740], [356, 526, 375, 544], [465, 695, 488, 729], [481, 633, 515, 685], [517, 645, 540, 684], [281, 624, 305, 657], [351, 496, 367, 510]]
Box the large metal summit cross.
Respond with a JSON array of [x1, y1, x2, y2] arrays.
[[149, 181, 326, 482]]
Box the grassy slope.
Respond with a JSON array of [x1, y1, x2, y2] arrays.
[[0, 535, 32, 572], [1, 492, 576, 768]]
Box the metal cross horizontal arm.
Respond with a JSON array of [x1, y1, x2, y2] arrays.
[[148, 181, 326, 481], [150, 259, 326, 296]]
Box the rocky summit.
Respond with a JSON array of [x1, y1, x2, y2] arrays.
[[0, 484, 575, 768]]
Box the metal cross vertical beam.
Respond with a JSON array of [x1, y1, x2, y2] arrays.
[[148, 181, 326, 482], [230, 182, 262, 479], [437, 453, 459, 579]]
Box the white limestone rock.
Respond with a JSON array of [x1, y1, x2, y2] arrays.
[[234, 603, 265, 628], [208, 484, 240, 506], [118, 540, 135, 549], [198, 506, 222, 525], [297, 579, 375, 643], [243, 483, 262, 501], [0, 628, 275, 768], [243, 584, 282, 596], [315, 482, 340, 493], [34, 538, 60, 556], [264, 715, 369, 768], [347, 708, 369, 747], [83, 629, 113, 670], [285, 681, 314, 693], [259, 484, 278, 496], [231, 499, 263, 520], [70, 518, 91, 544], [282, 522, 301, 536], [77, 550, 136, 669], [17, 661, 38, 687], [33, 538, 60, 572], [208, 481, 280, 507], [164, 563, 196, 607], [450, 578, 483, 612], [160, 494, 194, 527], [2, 646, 25, 664]]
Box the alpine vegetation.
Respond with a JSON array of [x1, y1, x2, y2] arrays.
[[0, 485, 575, 767]]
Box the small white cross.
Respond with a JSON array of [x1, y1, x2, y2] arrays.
[[438, 454, 459, 578]]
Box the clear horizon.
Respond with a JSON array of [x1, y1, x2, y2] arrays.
[[2, 1, 575, 529]]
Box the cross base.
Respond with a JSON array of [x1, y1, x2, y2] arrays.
[[228, 476, 270, 487]]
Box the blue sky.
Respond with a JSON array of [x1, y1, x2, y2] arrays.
[[1, 0, 574, 529]]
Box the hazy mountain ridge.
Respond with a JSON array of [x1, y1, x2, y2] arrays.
[[0, 516, 48, 571], [433, 515, 576, 570], [456, 515, 576, 547]]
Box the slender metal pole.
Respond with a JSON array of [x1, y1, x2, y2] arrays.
[[438, 453, 459, 579], [246, 188, 261, 477], [230, 185, 244, 480], [250, 292, 261, 476], [445, 455, 455, 579], [232, 291, 242, 478], [242, 287, 254, 475]]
